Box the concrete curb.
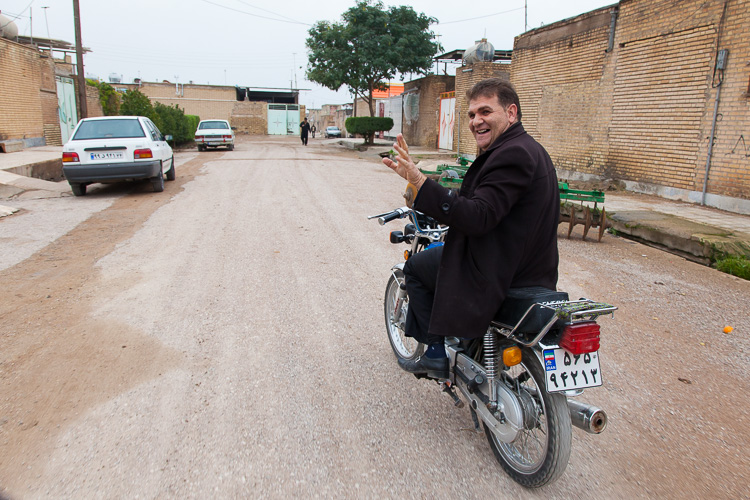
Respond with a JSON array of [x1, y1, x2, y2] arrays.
[[608, 210, 750, 264]]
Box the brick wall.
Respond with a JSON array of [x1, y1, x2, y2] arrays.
[[86, 84, 104, 118], [118, 82, 286, 134], [510, 0, 750, 204], [511, 7, 613, 176], [455, 61, 512, 157], [120, 82, 238, 122], [230, 101, 267, 134], [0, 38, 45, 144], [402, 75, 455, 148]]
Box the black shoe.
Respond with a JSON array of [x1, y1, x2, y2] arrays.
[[398, 355, 449, 379]]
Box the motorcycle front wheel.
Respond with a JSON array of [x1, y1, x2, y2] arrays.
[[484, 347, 572, 488], [383, 272, 423, 361]]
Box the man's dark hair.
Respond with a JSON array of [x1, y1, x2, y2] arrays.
[[466, 78, 522, 121]]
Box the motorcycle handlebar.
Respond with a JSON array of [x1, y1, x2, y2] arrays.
[[368, 207, 410, 225]]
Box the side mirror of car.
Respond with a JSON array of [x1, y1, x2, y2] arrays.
[[231, 127, 237, 130], [164, 135, 173, 141]]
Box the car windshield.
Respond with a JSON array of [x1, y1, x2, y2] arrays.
[[73, 119, 146, 140], [199, 121, 230, 130], [328, 127, 339, 131]]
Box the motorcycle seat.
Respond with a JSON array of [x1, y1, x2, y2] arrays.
[[492, 287, 569, 333]]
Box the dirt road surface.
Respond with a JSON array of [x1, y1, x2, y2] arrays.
[[1, 136, 748, 499]]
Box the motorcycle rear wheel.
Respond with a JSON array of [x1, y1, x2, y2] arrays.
[[384, 272, 423, 361], [484, 348, 572, 488]]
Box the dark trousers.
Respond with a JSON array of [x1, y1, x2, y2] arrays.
[[403, 245, 444, 345], [301, 134, 308, 145]]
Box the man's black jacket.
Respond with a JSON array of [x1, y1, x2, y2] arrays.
[[413, 122, 560, 339]]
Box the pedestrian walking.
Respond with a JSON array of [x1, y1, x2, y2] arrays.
[[300, 118, 311, 146]]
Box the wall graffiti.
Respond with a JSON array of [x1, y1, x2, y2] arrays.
[[726, 135, 750, 158]]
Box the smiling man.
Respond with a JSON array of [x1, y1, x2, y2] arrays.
[[382, 78, 560, 377]]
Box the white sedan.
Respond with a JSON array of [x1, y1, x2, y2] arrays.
[[195, 119, 235, 151], [61, 116, 175, 196]]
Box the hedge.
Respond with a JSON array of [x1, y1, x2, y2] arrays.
[[345, 116, 394, 145]]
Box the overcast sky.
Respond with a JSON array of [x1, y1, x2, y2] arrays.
[[2, 0, 615, 108]]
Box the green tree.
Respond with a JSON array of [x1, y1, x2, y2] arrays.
[[86, 79, 120, 116], [306, 0, 440, 117], [119, 89, 155, 118]]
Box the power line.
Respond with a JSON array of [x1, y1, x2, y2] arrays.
[[438, 6, 525, 25], [197, 0, 311, 25], [233, 0, 305, 25]]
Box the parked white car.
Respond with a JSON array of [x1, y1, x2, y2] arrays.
[[324, 126, 342, 138], [195, 119, 235, 151], [61, 116, 175, 196]]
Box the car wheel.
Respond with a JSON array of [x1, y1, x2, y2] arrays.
[[198, 145, 204, 152], [166, 156, 176, 181], [152, 163, 165, 192], [228, 144, 234, 151], [70, 183, 86, 196]]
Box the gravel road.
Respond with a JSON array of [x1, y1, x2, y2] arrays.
[[1, 135, 748, 499]]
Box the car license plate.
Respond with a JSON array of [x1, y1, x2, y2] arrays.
[[90, 152, 123, 160], [543, 348, 602, 392], [208, 141, 220, 145]]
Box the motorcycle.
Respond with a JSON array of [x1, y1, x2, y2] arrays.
[[370, 206, 617, 488]]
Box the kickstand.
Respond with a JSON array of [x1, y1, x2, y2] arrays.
[[441, 382, 464, 408], [469, 407, 482, 433]]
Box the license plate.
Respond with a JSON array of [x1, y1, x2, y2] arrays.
[[90, 152, 123, 160], [543, 348, 602, 392], [208, 141, 220, 145]]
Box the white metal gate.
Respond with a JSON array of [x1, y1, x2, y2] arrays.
[[267, 104, 301, 135], [382, 95, 402, 140], [56, 76, 77, 143], [438, 91, 455, 150]]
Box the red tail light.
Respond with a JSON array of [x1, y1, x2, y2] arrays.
[[560, 321, 600, 355], [195, 135, 203, 141], [134, 148, 153, 159], [62, 152, 80, 163], [223, 135, 232, 140]]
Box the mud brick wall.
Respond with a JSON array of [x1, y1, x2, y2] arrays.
[[403, 75, 455, 148], [455, 61, 511, 157], [510, 0, 750, 202], [0, 38, 46, 144]]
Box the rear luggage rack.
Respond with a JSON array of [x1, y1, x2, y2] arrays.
[[493, 299, 617, 348]]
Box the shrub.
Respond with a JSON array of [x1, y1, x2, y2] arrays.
[[715, 254, 750, 280], [120, 89, 156, 118], [345, 116, 394, 145], [152, 104, 199, 144], [186, 114, 201, 137]]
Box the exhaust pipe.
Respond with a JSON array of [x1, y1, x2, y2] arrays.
[[567, 399, 608, 434]]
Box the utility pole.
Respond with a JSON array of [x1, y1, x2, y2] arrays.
[[73, 0, 87, 118], [525, 0, 528, 32]]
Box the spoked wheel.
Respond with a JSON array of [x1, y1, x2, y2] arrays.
[[383, 271, 423, 361], [484, 348, 572, 488]]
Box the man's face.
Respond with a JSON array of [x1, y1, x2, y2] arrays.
[[467, 94, 517, 151]]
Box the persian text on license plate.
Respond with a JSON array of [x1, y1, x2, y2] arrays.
[[543, 348, 602, 392], [90, 152, 123, 160]]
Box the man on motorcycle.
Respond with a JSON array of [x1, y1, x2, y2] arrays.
[[381, 78, 560, 377]]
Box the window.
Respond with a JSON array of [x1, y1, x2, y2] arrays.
[[73, 119, 145, 140]]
